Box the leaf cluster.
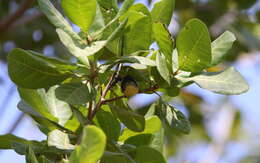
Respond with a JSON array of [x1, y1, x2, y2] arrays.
[[1, 0, 249, 162]]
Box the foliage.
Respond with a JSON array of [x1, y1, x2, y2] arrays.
[[0, 0, 250, 162]]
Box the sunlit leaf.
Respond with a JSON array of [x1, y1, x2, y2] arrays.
[[48, 130, 74, 150], [119, 116, 162, 142], [61, 0, 97, 33], [69, 125, 106, 163], [211, 31, 236, 66], [181, 67, 249, 95], [8, 48, 72, 89], [18, 86, 72, 126], [37, 0, 85, 45], [164, 105, 191, 134], [153, 22, 173, 62], [177, 18, 211, 72], [151, 0, 175, 26], [156, 52, 171, 85]]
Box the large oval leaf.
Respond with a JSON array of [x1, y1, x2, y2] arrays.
[[95, 106, 121, 141], [109, 100, 145, 132], [135, 146, 166, 163], [61, 0, 97, 33], [69, 125, 106, 163], [8, 48, 71, 89], [37, 0, 85, 45], [55, 82, 93, 105], [164, 105, 191, 134], [177, 18, 211, 72], [184, 67, 249, 95], [122, 4, 152, 55], [153, 22, 174, 62], [211, 31, 236, 66], [151, 0, 175, 26], [156, 52, 171, 85], [18, 86, 73, 127], [119, 116, 162, 142]]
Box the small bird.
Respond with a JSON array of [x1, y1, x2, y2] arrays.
[[121, 75, 139, 97]]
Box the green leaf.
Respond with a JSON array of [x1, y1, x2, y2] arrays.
[[211, 31, 236, 66], [0, 134, 71, 156], [164, 105, 191, 134], [183, 67, 249, 95], [177, 18, 211, 72], [153, 22, 173, 62], [45, 86, 73, 126], [109, 100, 145, 132], [123, 5, 152, 55], [156, 52, 171, 85], [55, 82, 92, 105], [17, 101, 73, 133], [18, 88, 57, 122], [172, 48, 179, 73], [26, 147, 39, 163], [124, 134, 153, 148], [0, 134, 42, 150], [97, 0, 118, 11], [95, 18, 128, 55], [95, 106, 121, 141], [89, 4, 105, 36], [32, 115, 72, 134], [56, 28, 106, 58], [38, 155, 54, 163], [28, 51, 77, 72], [18, 86, 72, 126], [126, 56, 156, 66], [144, 103, 156, 118], [48, 130, 74, 150], [12, 141, 70, 157], [117, 0, 135, 16], [119, 116, 162, 142], [71, 106, 87, 127], [151, 0, 175, 26], [135, 146, 166, 163], [149, 127, 164, 152], [106, 18, 128, 43], [114, 56, 156, 67], [101, 152, 135, 163], [37, 0, 85, 45], [8, 48, 71, 89], [69, 125, 106, 163], [61, 0, 97, 33]]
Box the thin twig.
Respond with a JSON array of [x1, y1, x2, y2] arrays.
[[103, 95, 126, 104], [90, 64, 122, 120], [87, 101, 93, 121], [89, 35, 125, 120], [141, 85, 159, 93]]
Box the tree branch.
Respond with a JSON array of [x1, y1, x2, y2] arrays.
[[103, 95, 126, 104], [0, 0, 35, 33], [90, 64, 122, 120]]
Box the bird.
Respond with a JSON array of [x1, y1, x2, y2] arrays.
[[120, 75, 139, 97]]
